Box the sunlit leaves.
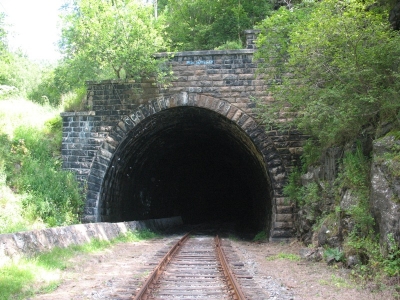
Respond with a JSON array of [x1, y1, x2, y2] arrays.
[[60, 0, 169, 81], [256, 0, 400, 147], [163, 0, 273, 51]]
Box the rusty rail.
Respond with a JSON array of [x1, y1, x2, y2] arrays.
[[133, 233, 246, 299], [133, 232, 191, 300], [215, 235, 246, 300]]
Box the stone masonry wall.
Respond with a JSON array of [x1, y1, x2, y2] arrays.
[[61, 50, 305, 185], [0, 217, 183, 267], [61, 41, 307, 239]]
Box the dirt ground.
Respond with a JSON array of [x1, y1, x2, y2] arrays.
[[32, 235, 397, 300], [231, 240, 397, 300]]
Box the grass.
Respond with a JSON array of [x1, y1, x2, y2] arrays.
[[228, 234, 240, 241], [0, 229, 158, 299], [253, 231, 268, 242], [0, 98, 60, 137], [318, 274, 354, 289], [266, 252, 301, 261], [0, 97, 83, 232]]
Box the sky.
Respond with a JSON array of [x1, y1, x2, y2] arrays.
[[0, 0, 65, 62]]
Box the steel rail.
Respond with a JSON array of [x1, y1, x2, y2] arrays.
[[215, 235, 246, 300], [133, 232, 191, 300]]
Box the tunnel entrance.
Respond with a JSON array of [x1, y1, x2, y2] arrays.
[[100, 106, 272, 232]]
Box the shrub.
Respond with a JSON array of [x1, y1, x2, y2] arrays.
[[324, 247, 345, 263], [61, 87, 88, 112], [214, 40, 243, 50], [253, 231, 268, 242], [28, 68, 61, 106], [256, 0, 400, 148], [11, 126, 83, 226], [0, 99, 84, 230]]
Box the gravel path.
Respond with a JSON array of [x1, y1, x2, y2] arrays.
[[32, 235, 395, 300]]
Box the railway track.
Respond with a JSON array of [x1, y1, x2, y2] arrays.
[[133, 232, 254, 299]]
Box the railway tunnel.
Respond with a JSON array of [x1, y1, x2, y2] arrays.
[[99, 106, 272, 232]]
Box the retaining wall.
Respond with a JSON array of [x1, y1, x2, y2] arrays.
[[0, 216, 182, 267]]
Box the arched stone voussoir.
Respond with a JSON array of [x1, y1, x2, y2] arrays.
[[82, 92, 292, 238], [137, 103, 153, 119], [102, 138, 117, 153], [241, 118, 259, 135], [168, 92, 190, 107], [118, 118, 134, 133]]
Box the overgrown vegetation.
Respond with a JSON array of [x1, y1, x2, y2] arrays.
[[162, 0, 274, 51], [0, 99, 83, 232], [283, 140, 400, 280], [0, 0, 399, 290], [255, 0, 400, 283], [255, 0, 400, 148], [0, 229, 158, 300], [284, 145, 400, 279], [253, 230, 268, 242]]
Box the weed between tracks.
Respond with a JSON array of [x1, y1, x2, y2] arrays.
[[0, 229, 159, 300]]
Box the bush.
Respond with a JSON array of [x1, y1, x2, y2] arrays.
[[11, 126, 83, 226], [28, 68, 61, 106], [256, 0, 400, 148], [324, 247, 345, 263], [61, 87, 88, 112], [214, 40, 243, 50], [253, 230, 267, 242], [0, 99, 84, 230]]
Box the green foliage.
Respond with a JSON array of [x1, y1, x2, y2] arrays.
[[0, 179, 31, 233], [324, 247, 345, 262], [0, 99, 83, 231], [163, 0, 273, 51], [339, 145, 374, 236], [301, 139, 322, 170], [0, 229, 158, 299], [346, 232, 400, 279], [0, 51, 44, 98], [284, 169, 321, 216], [60, 0, 170, 84], [379, 133, 400, 179], [0, 263, 36, 300], [28, 67, 62, 106], [340, 145, 369, 191], [256, 0, 400, 148], [383, 234, 400, 277], [61, 86, 88, 112], [283, 168, 302, 204], [0, 13, 8, 56], [253, 230, 267, 242], [8, 126, 84, 227], [0, 15, 58, 103], [0, 21, 61, 103], [266, 252, 301, 261], [319, 274, 354, 288], [214, 40, 243, 50]]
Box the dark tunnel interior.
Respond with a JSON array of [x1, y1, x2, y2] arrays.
[[100, 106, 272, 232]]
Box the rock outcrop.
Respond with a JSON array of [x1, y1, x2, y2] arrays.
[[370, 135, 400, 251]]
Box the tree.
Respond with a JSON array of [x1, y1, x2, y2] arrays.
[[255, 0, 400, 147], [162, 0, 274, 51], [59, 0, 170, 82], [0, 13, 7, 56]]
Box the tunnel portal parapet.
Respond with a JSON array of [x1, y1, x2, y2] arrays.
[[61, 48, 307, 240]]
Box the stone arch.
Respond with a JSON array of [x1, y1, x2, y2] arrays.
[[84, 92, 289, 238]]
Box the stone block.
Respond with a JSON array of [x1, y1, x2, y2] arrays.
[[274, 221, 294, 229], [231, 108, 243, 123], [275, 213, 293, 222]]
